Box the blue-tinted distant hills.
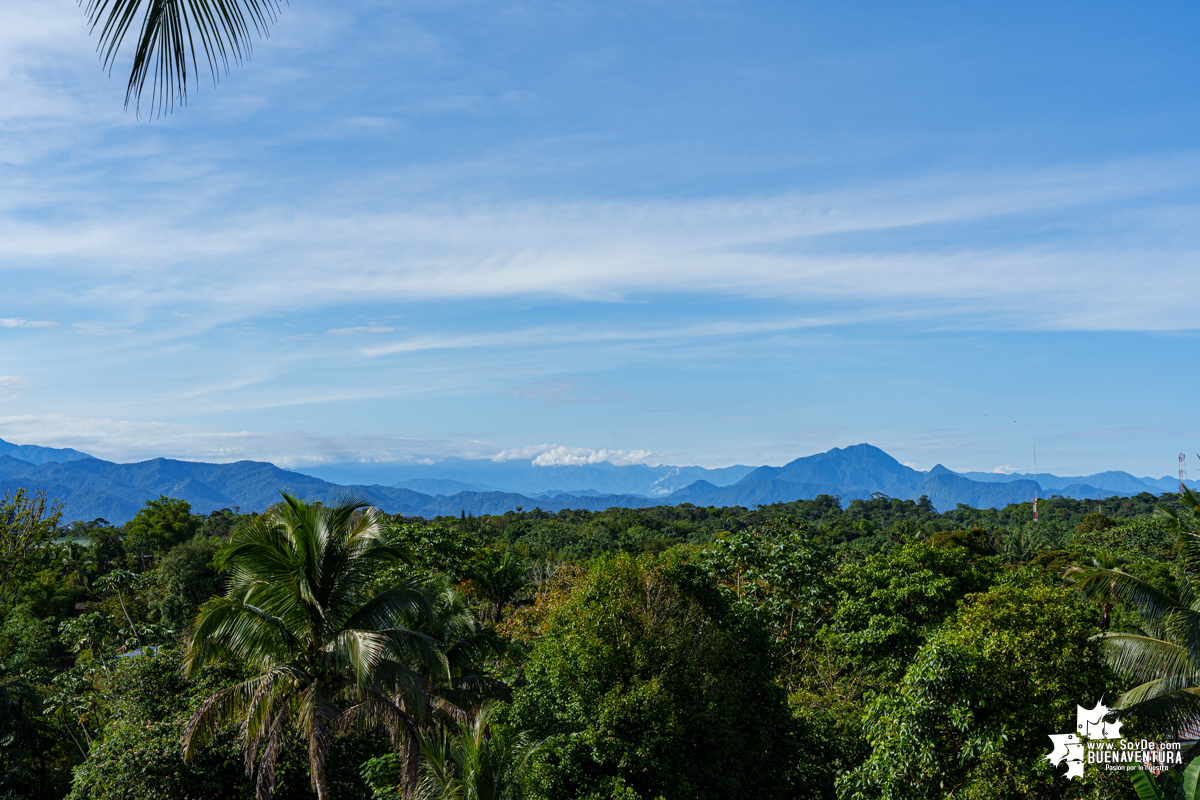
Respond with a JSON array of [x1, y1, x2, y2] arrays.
[[297, 458, 757, 498], [393, 478, 496, 496], [0, 441, 661, 522], [0, 440, 91, 465], [659, 444, 1177, 511], [955, 469, 1192, 495], [0, 437, 1187, 523]]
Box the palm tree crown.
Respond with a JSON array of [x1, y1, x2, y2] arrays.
[[181, 493, 446, 800]]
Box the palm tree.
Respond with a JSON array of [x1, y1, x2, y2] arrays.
[[1067, 551, 1130, 630], [181, 493, 447, 800], [81, 0, 281, 115], [1065, 486, 1200, 738], [419, 578, 504, 700], [339, 576, 504, 799], [468, 551, 529, 624], [415, 704, 541, 800]]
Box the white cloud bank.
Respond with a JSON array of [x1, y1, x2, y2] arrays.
[[492, 444, 657, 467], [0, 414, 658, 469]]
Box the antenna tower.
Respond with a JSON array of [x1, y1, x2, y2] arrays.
[[1033, 447, 1038, 522], [1181, 453, 1188, 494]]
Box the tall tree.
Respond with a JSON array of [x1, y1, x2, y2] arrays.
[[838, 585, 1117, 799], [505, 553, 799, 800], [181, 493, 446, 800], [468, 551, 529, 624], [123, 496, 199, 570], [0, 489, 63, 609]]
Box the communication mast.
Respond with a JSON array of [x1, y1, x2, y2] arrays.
[[1182, 453, 1188, 494], [1033, 447, 1038, 522]]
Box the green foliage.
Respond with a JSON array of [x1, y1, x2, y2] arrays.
[[86, 522, 128, 574], [386, 522, 482, 581], [1008, 549, 1077, 585], [1066, 486, 1200, 738], [699, 520, 829, 690], [0, 604, 65, 798], [10, 486, 1198, 800], [506, 553, 798, 800], [65, 651, 249, 800], [927, 528, 996, 556], [1076, 513, 1118, 538], [0, 489, 64, 608], [821, 542, 994, 686], [464, 549, 529, 624], [838, 584, 1116, 800], [149, 536, 222, 633], [197, 509, 245, 539], [64, 648, 383, 800], [1070, 517, 1174, 559], [123, 498, 200, 570], [361, 753, 404, 800], [1130, 757, 1200, 800]]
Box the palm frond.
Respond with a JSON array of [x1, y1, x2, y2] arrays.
[[256, 705, 291, 800], [1116, 681, 1200, 739], [341, 583, 433, 633], [82, 0, 282, 116], [328, 628, 390, 694], [182, 672, 283, 760], [1065, 566, 1185, 622], [184, 595, 299, 675], [1103, 633, 1200, 684]]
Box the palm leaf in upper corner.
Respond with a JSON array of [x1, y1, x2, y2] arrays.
[[1102, 633, 1200, 686], [1115, 680, 1200, 740], [1065, 566, 1185, 623], [82, 0, 282, 115]]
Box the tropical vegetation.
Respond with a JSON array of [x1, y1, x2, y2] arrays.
[[1, 484, 1198, 799]]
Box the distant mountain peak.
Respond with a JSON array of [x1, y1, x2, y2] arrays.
[[0, 438, 92, 466]]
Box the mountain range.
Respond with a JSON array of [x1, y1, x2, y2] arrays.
[[0, 438, 1189, 523]]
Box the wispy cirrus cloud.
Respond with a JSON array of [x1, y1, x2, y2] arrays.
[[326, 326, 400, 335], [0, 318, 56, 328], [0, 377, 30, 403], [503, 379, 632, 404], [5, 156, 1200, 334], [72, 322, 130, 336], [0, 414, 492, 467]]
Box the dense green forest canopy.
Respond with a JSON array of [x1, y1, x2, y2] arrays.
[[0, 486, 1193, 799]]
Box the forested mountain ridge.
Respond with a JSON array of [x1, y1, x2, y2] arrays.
[[666, 444, 1159, 510], [0, 453, 661, 523], [0, 437, 1186, 522], [0, 439, 91, 465]]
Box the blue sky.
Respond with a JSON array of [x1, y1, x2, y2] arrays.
[[2, 0, 1199, 477]]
